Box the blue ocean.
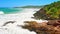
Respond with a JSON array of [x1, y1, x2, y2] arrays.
[[0, 8, 22, 14]]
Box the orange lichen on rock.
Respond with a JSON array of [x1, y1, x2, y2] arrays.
[[21, 20, 60, 34]]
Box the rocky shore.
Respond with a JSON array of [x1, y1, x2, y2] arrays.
[[21, 1, 60, 34], [21, 20, 60, 34]]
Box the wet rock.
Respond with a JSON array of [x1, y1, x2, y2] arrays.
[[3, 21, 16, 26], [21, 20, 60, 34]]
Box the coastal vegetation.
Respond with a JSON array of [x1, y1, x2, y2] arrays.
[[33, 1, 60, 20]]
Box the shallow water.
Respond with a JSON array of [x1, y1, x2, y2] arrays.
[[0, 8, 22, 14]]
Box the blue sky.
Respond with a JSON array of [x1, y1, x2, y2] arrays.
[[0, 0, 58, 7]]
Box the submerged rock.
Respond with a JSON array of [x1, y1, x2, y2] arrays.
[[3, 21, 16, 26]]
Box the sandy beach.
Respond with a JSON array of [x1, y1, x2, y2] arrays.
[[0, 8, 48, 34]]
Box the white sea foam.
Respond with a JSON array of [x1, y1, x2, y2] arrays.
[[0, 11, 4, 14], [0, 8, 48, 34]]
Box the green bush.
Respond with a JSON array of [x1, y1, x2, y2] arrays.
[[33, 1, 60, 20]]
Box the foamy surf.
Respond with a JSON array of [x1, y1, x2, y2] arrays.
[[0, 8, 48, 34], [0, 11, 4, 14]]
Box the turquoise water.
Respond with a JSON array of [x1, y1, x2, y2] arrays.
[[0, 8, 22, 14]]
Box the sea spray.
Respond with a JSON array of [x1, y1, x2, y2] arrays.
[[0, 8, 47, 34]]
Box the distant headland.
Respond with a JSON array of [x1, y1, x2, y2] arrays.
[[14, 5, 44, 8]]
